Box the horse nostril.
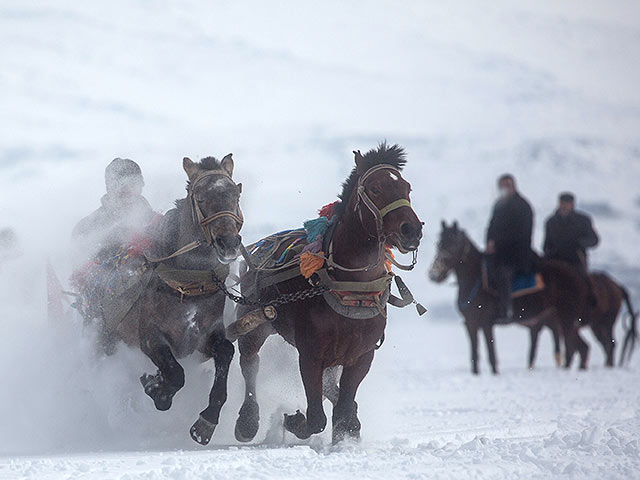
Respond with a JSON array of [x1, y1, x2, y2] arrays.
[[400, 222, 414, 237]]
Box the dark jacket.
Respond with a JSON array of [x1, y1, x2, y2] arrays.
[[486, 192, 534, 273], [543, 210, 599, 268]]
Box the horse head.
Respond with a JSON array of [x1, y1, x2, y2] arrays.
[[350, 148, 422, 253], [183, 154, 243, 264], [428, 220, 468, 282]]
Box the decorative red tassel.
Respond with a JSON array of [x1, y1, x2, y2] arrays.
[[318, 201, 340, 219]]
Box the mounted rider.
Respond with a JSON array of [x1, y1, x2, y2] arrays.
[[485, 174, 534, 322], [543, 192, 599, 271], [543, 192, 599, 305], [73, 158, 156, 260]]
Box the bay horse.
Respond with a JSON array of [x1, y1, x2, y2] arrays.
[[428, 221, 591, 374], [576, 272, 637, 367], [234, 144, 422, 444], [85, 154, 243, 445]]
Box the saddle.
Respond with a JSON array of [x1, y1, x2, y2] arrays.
[[481, 258, 545, 298]]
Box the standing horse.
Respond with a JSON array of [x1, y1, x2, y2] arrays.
[[428, 221, 591, 374], [83, 154, 243, 445], [234, 144, 422, 444]]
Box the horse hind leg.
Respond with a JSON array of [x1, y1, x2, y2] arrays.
[[551, 322, 562, 367], [482, 325, 498, 374], [139, 324, 185, 411], [190, 330, 235, 445], [528, 323, 542, 370], [561, 322, 578, 369], [235, 323, 272, 443]]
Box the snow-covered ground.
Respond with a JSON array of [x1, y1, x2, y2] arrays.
[[1, 1, 639, 478]]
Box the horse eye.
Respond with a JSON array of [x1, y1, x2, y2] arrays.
[[370, 186, 381, 196]]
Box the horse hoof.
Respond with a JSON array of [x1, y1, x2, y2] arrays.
[[235, 400, 260, 443], [140, 373, 173, 411], [332, 420, 361, 445], [283, 410, 310, 440], [554, 353, 562, 367], [190, 415, 217, 445]]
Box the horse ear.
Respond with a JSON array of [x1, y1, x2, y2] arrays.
[[441, 219, 446, 230], [453, 220, 458, 231], [221, 153, 234, 177], [353, 150, 365, 174], [183, 157, 199, 180]]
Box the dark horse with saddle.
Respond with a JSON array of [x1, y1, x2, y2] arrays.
[[429, 221, 637, 374], [73, 143, 425, 445]]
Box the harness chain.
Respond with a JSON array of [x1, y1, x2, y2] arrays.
[[208, 267, 329, 308]]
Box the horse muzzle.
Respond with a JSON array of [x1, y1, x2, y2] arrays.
[[213, 234, 242, 264], [396, 221, 422, 253], [428, 259, 448, 283]]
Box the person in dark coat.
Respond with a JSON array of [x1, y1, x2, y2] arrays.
[[486, 174, 534, 321], [543, 192, 599, 271], [73, 158, 155, 260]]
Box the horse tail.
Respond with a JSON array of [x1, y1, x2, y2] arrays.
[[618, 286, 637, 366]]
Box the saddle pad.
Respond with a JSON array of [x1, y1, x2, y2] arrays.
[[481, 259, 545, 299], [512, 273, 545, 298], [247, 229, 308, 269]]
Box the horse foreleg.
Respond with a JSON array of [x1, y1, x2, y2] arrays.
[[235, 323, 271, 443], [283, 349, 326, 440], [139, 324, 185, 411], [528, 323, 542, 370], [190, 330, 234, 445], [482, 325, 498, 374], [465, 322, 480, 375], [561, 321, 578, 369], [332, 349, 374, 444], [576, 330, 590, 370]]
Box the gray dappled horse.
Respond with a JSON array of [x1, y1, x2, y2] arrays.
[[98, 154, 243, 445]]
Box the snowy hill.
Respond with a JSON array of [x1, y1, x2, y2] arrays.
[[0, 1, 639, 478]]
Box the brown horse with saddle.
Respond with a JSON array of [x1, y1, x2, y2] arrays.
[[228, 143, 424, 444], [73, 154, 244, 445], [429, 221, 637, 373]]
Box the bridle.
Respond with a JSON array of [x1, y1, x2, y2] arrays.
[[354, 164, 412, 240], [188, 169, 244, 245], [431, 232, 471, 277], [327, 164, 417, 272]]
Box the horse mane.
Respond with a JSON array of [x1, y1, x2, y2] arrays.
[[198, 156, 222, 171], [334, 142, 407, 217], [177, 156, 224, 208]]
